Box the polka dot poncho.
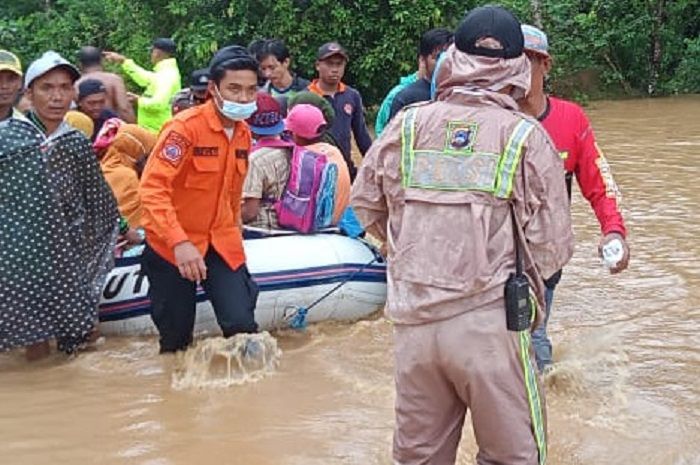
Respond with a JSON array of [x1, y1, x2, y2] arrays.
[[0, 116, 119, 354]]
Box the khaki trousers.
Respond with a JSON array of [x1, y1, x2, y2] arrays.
[[392, 300, 547, 465]]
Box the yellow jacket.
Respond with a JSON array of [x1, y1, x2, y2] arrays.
[[122, 57, 181, 132]]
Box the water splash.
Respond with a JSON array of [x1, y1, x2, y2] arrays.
[[171, 332, 281, 390]]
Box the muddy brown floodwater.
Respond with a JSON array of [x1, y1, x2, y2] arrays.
[[2, 96, 699, 465]]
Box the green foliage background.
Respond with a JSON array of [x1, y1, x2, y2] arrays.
[[1, 0, 698, 106]]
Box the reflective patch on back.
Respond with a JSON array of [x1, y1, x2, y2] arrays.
[[400, 107, 535, 197], [493, 120, 535, 198], [407, 150, 500, 191]]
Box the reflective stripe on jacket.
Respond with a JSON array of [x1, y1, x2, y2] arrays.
[[122, 57, 181, 133]]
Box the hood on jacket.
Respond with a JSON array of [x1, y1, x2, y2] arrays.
[[101, 124, 157, 171], [434, 43, 531, 103]]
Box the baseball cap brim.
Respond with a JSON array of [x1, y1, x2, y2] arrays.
[[522, 25, 550, 58], [26, 64, 80, 89], [52, 64, 81, 83], [318, 50, 348, 61], [524, 47, 549, 58], [191, 84, 208, 93], [250, 120, 285, 136], [0, 64, 22, 77]]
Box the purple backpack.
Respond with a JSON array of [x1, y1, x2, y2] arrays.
[[275, 145, 331, 233]]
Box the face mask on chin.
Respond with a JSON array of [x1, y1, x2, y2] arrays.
[[214, 86, 257, 121]]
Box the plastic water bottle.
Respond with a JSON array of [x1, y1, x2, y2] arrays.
[[602, 238, 624, 269]]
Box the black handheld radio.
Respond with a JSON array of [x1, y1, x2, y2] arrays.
[[504, 204, 532, 332]]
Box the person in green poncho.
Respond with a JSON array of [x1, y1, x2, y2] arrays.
[[104, 38, 182, 133]]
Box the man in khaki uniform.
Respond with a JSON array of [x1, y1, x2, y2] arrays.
[[351, 6, 574, 465]]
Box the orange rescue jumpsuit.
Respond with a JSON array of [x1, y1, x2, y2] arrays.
[[139, 100, 258, 352]]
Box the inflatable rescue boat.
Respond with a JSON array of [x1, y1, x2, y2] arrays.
[[98, 231, 387, 336]]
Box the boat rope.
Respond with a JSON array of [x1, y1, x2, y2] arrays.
[[285, 249, 383, 330]]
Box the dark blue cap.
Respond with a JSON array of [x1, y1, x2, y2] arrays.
[[152, 38, 177, 54]]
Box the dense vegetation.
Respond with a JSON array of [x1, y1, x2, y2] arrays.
[[1, 0, 698, 105]]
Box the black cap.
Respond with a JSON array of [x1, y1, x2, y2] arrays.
[[78, 46, 102, 66], [78, 78, 107, 100], [455, 6, 524, 59], [190, 68, 210, 91], [208, 45, 258, 73], [152, 38, 177, 55], [316, 42, 349, 61]]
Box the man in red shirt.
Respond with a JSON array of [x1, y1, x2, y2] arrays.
[[520, 24, 630, 371]]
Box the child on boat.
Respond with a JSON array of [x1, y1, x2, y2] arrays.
[[284, 103, 350, 224], [242, 92, 293, 230]]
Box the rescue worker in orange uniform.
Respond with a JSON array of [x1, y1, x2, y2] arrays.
[[139, 46, 260, 352]]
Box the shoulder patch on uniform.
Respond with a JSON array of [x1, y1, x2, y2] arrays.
[[159, 131, 191, 166], [235, 148, 249, 159]]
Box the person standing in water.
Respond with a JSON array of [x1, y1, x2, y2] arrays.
[[139, 46, 260, 353], [519, 24, 630, 372], [1, 51, 118, 360], [352, 7, 574, 464]]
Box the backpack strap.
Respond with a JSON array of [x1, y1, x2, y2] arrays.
[[314, 162, 338, 229]]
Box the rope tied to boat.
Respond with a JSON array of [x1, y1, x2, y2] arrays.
[[284, 246, 382, 330]]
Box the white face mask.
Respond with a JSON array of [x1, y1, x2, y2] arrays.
[[213, 86, 257, 121]]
